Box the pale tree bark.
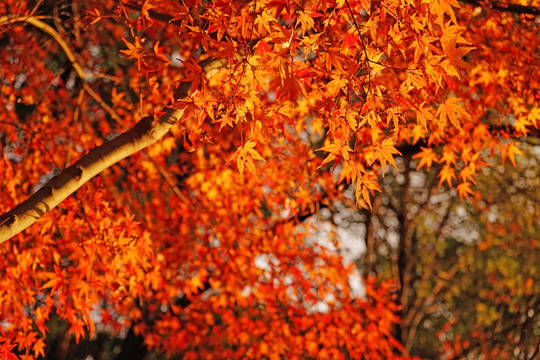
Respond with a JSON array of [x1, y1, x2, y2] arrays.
[[0, 110, 184, 243], [0, 15, 224, 243]]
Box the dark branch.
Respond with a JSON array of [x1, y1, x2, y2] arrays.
[[460, 0, 540, 16], [397, 123, 540, 158]]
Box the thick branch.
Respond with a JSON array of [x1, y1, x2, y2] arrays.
[[0, 110, 184, 243], [0, 15, 230, 243]]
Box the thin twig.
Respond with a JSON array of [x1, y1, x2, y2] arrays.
[[343, 0, 372, 94], [230, 0, 257, 101]]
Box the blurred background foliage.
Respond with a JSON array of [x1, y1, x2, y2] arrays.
[[39, 143, 539, 360]]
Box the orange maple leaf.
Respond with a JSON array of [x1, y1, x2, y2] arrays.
[[69, 320, 86, 344], [121, 37, 145, 64], [355, 177, 380, 210], [339, 160, 365, 183], [438, 164, 456, 187], [326, 77, 348, 98], [457, 182, 474, 200], [32, 338, 46, 358], [232, 140, 266, 179], [342, 32, 358, 50], [436, 97, 470, 130], [256, 40, 271, 56], [0, 345, 18, 360], [317, 141, 353, 173], [441, 33, 475, 74], [500, 142, 525, 167], [371, 137, 401, 176], [141, 0, 155, 23], [413, 147, 438, 170]]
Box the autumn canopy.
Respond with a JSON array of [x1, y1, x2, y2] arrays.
[[0, 0, 538, 359]]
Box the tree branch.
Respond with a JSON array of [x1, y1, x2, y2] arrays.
[[0, 15, 229, 243], [0, 111, 184, 243], [460, 0, 540, 16]]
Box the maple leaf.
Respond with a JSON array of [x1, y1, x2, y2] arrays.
[[413, 147, 438, 170], [297, 11, 315, 33], [256, 40, 271, 56], [326, 77, 348, 98], [339, 160, 365, 183], [41, 266, 66, 294], [121, 37, 145, 63], [441, 33, 475, 77], [438, 164, 456, 187], [371, 137, 401, 176], [459, 165, 477, 184], [301, 33, 322, 57], [215, 115, 236, 130], [456, 182, 474, 200], [500, 142, 524, 167], [33, 338, 46, 358], [278, 76, 303, 102], [69, 320, 86, 343], [440, 146, 458, 165], [140, 0, 155, 23], [232, 140, 266, 179], [355, 176, 380, 210], [411, 124, 426, 144], [255, 10, 275, 34], [317, 141, 353, 173], [342, 33, 358, 50], [0, 336, 18, 360], [429, 0, 460, 24], [436, 97, 470, 130]]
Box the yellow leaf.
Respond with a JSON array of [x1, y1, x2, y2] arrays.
[[297, 11, 315, 33], [356, 181, 372, 210]]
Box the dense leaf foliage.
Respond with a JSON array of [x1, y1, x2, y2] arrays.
[[0, 0, 538, 359]]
